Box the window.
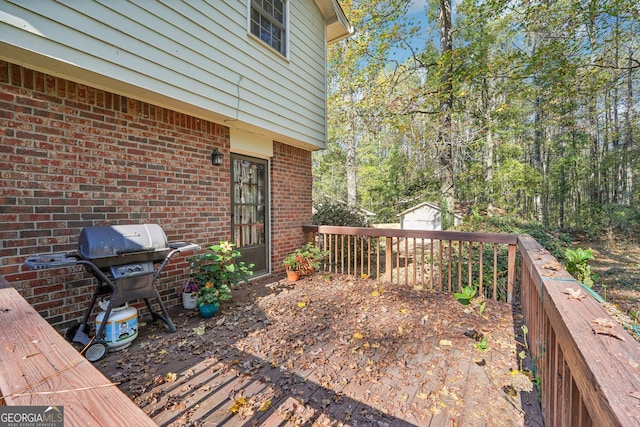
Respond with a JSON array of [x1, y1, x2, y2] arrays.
[[250, 0, 287, 56]]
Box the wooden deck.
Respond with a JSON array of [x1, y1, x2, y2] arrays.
[[0, 275, 156, 426], [95, 275, 543, 426]]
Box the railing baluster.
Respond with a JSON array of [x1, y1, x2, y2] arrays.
[[507, 244, 516, 303], [493, 243, 498, 300], [467, 241, 473, 289], [438, 240, 443, 291], [395, 238, 400, 284], [429, 239, 434, 290], [457, 241, 463, 292], [404, 237, 409, 286], [478, 242, 484, 297], [420, 238, 425, 288], [447, 241, 452, 292], [385, 236, 392, 283]]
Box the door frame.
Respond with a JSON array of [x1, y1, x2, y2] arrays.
[[230, 153, 270, 277]]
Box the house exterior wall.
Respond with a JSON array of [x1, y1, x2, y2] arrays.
[[0, 62, 312, 331], [0, 0, 329, 150]]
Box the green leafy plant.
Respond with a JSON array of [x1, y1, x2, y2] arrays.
[[478, 300, 487, 316], [564, 247, 597, 287], [518, 350, 526, 372], [521, 325, 529, 349], [188, 241, 254, 308], [283, 252, 304, 271], [473, 337, 488, 351], [454, 285, 477, 305], [283, 243, 329, 275]]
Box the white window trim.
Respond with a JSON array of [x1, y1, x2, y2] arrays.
[[247, 0, 290, 60]]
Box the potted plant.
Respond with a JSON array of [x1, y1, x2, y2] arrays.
[[283, 243, 328, 281], [179, 279, 200, 309], [283, 252, 303, 282], [188, 241, 254, 318], [298, 242, 328, 275]]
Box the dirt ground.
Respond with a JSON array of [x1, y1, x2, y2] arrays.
[[577, 238, 640, 340]]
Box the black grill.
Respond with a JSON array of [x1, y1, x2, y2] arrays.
[[24, 224, 199, 361]]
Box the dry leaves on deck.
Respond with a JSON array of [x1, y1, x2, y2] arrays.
[[96, 274, 530, 426]]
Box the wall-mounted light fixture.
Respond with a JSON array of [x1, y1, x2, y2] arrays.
[[211, 148, 223, 166]]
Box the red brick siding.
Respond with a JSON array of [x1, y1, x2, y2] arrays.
[[270, 141, 313, 273], [0, 61, 313, 331]]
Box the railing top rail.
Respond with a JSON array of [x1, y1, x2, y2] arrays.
[[518, 234, 640, 426], [303, 225, 518, 245]]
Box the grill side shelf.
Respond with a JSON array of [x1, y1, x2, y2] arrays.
[[24, 253, 79, 270]]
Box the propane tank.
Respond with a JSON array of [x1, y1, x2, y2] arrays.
[[96, 299, 138, 351]]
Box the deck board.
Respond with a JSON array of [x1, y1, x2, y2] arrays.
[[95, 275, 544, 426]]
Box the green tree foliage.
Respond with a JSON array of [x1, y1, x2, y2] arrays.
[[316, 0, 639, 239]]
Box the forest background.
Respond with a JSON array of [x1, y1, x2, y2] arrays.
[[314, 0, 639, 241]]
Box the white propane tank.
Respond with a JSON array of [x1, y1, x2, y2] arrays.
[[96, 300, 138, 351]]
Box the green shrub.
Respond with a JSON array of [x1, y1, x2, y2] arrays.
[[312, 200, 368, 227]]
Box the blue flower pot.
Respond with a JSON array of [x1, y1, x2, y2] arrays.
[[198, 304, 219, 318]]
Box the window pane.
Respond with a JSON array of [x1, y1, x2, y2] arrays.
[[250, 0, 286, 55]]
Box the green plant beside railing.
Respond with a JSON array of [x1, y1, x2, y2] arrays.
[[564, 247, 598, 287]]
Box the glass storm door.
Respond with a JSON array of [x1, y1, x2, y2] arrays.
[[232, 154, 269, 275]]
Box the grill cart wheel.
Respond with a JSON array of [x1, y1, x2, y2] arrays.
[[84, 342, 107, 362]]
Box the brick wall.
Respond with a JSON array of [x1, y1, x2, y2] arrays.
[[271, 141, 313, 273], [0, 61, 313, 331]]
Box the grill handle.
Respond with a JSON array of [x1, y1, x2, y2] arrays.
[[152, 242, 201, 282], [169, 242, 201, 253]]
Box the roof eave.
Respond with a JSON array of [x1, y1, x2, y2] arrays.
[[315, 0, 354, 43]]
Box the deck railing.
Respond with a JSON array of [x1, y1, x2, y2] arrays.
[[304, 225, 640, 426], [304, 225, 518, 302]]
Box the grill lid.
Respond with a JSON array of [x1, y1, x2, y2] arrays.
[[78, 224, 168, 260]]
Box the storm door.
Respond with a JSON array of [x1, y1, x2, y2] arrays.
[[231, 154, 269, 275]]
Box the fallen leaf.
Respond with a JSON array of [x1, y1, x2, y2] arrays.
[[165, 372, 177, 382], [439, 339, 453, 347], [353, 332, 364, 339], [229, 397, 248, 413], [371, 290, 380, 297], [417, 392, 430, 400], [361, 273, 370, 279], [591, 318, 626, 341], [399, 308, 408, 314], [297, 301, 307, 308], [193, 325, 205, 336], [420, 314, 429, 325], [564, 288, 587, 300], [258, 400, 271, 411], [543, 261, 562, 271]]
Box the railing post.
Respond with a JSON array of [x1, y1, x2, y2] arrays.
[[507, 243, 516, 303], [305, 230, 315, 244], [385, 236, 393, 282]]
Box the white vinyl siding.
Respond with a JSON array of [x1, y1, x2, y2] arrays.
[[0, 0, 329, 149]]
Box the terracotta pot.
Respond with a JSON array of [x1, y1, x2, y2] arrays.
[[286, 270, 300, 282]]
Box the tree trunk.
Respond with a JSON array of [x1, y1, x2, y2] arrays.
[[438, 0, 455, 230], [624, 47, 633, 206], [346, 91, 358, 208]]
